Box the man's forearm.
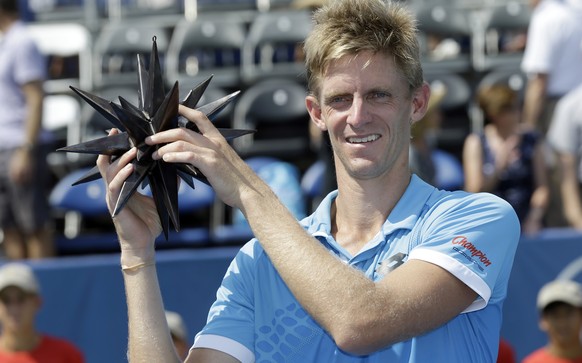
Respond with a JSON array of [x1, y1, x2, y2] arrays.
[[123, 262, 182, 363], [240, 182, 379, 345], [22, 81, 44, 147], [522, 76, 547, 128]]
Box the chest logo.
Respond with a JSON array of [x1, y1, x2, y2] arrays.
[[375, 252, 408, 278]]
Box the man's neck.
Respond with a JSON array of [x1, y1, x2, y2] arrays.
[[547, 342, 582, 359], [331, 170, 411, 255], [0, 330, 41, 352]]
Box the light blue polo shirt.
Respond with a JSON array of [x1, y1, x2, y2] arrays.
[[193, 175, 520, 363]]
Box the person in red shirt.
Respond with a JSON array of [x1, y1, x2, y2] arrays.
[[498, 338, 516, 363], [522, 279, 582, 363], [0, 262, 85, 363]]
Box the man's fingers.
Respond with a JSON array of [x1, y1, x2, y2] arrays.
[[178, 104, 219, 136], [97, 128, 119, 173]]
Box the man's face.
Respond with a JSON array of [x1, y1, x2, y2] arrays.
[[307, 51, 428, 182], [0, 286, 40, 331]]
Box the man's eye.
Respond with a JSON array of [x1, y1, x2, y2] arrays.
[[371, 92, 390, 100], [326, 96, 351, 107], [330, 96, 348, 103]]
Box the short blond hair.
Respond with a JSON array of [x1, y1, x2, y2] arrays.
[[303, 0, 423, 96]]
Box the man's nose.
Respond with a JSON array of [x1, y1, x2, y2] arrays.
[[346, 96, 369, 128]]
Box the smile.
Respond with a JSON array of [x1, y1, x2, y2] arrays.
[[347, 134, 380, 144]]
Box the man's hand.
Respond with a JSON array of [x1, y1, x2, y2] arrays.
[[9, 148, 34, 185], [147, 105, 262, 212], [96, 129, 162, 260]]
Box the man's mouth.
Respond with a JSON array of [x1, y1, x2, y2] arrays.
[[347, 134, 380, 144]]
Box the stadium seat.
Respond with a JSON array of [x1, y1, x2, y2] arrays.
[[301, 160, 327, 214], [240, 9, 313, 86], [42, 94, 84, 178], [408, 1, 473, 74], [150, 180, 216, 249], [211, 156, 306, 245], [232, 78, 311, 163], [471, 1, 532, 72], [93, 21, 171, 90], [49, 167, 119, 254], [27, 22, 93, 93], [432, 149, 464, 191], [423, 71, 472, 153], [165, 14, 247, 94]]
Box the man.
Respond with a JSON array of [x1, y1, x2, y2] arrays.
[[522, 279, 582, 363], [97, 0, 521, 361], [0, 0, 55, 259], [521, 0, 582, 135], [520, 0, 582, 229], [547, 84, 582, 230], [0, 262, 85, 362]]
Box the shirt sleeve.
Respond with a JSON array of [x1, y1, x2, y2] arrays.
[[408, 192, 521, 312], [521, 7, 561, 74], [14, 35, 46, 85], [192, 241, 258, 363]]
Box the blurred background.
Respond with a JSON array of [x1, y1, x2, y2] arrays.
[[1, 0, 580, 361]]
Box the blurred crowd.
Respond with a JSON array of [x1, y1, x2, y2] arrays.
[[1, 0, 582, 361]]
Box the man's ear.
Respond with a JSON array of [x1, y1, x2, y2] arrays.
[[306, 95, 327, 132], [410, 82, 431, 124], [538, 316, 549, 333], [33, 294, 43, 310]]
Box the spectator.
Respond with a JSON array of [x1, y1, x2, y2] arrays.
[[498, 338, 517, 363], [409, 80, 446, 186], [522, 279, 582, 363], [0, 0, 55, 259], [521, 0, 582, 135], [462, 84, 549, 236], [97, 0, 520, 361], [520, 0, 582, 228], [547, 84, 582, 230], [165, 310, 190, 360], [0, 262, 85, 362]]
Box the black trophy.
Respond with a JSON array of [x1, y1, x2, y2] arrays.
[[57, 36, 254, 239]]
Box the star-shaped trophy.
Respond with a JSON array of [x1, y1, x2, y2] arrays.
[[58, 36, 254, 239]]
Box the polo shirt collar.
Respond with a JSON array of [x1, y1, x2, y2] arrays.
[[304, 175, 436, 253]]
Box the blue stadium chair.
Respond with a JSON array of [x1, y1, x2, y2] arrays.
[[301, 160, 327, 214], [432, 149, 464, 191], [210, 156, 278, 245], [211, 156, 306, 245], [151, 180, 216, 248], [49, 167, 119, 254], [50, 167, 216, 253]]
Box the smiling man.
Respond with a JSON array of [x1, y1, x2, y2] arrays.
[[97, 0, 521, 362]]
